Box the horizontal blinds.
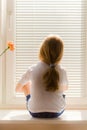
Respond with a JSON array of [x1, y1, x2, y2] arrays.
[[15, 0, 86, 97]]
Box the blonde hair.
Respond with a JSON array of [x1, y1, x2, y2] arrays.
[[39, 35, 64, 92]]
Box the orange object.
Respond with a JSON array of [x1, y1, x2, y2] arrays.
[[0, 41, 15, 56], [7, 41, 15, 51]]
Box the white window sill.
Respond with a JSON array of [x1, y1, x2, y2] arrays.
[[0, 110, 87, 130], [0, 110, 87, 121]]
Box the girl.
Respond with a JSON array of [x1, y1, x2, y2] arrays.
[[16, 35, 68, 118]]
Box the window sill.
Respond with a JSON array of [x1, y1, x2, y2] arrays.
[[0, 110, 87, 130]]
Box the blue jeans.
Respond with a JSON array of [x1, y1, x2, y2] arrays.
[[26, 94, 65, 118]]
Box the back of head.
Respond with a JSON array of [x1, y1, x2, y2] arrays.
[[39, 35, 64, 92]]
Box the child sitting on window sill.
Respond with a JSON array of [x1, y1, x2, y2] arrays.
[[16, 35, 68, 118]]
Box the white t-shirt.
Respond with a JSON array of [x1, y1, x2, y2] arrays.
[[18, 61, 68, 113]]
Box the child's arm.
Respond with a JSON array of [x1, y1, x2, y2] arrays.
[[59, 69, 68, 92], [63, 85, 68, 91], [59, 85, 68, 92], [16, 82, 31, 96], [15, 68, 31, 94], [15, 83, 23, 92]]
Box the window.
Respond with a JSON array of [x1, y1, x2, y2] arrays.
[[0, 0, 87, 108]]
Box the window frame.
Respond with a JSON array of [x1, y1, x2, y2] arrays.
[[5, 0, 24, 105], [0, 0, 2, 104], [0, 0, 8, 106], [0, 56, 2, 104], [0, 0, 87, 109]]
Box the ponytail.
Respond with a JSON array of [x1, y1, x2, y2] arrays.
[[39, 35, 64, 92], [43, 66, 59, 92]]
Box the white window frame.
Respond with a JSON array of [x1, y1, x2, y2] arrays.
[[5, 0, 25, 108], [0, 0, 7, 105], [0, 0, 9, 107], [0, 0, 87, 109], [0, 48, 2, 104], [0, 0, 2, 104]]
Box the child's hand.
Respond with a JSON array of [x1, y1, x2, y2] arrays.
[[22, 82, 31, 96], [15, 83, 23, 92], [15, 82, 31, 96]]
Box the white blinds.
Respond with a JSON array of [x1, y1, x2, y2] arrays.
[[15, 0, 86, 97]]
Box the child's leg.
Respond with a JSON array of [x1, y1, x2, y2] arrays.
[[22, 82, 31, 96]]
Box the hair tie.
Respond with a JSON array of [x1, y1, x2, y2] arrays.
[[50, 64, 55, 68]]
